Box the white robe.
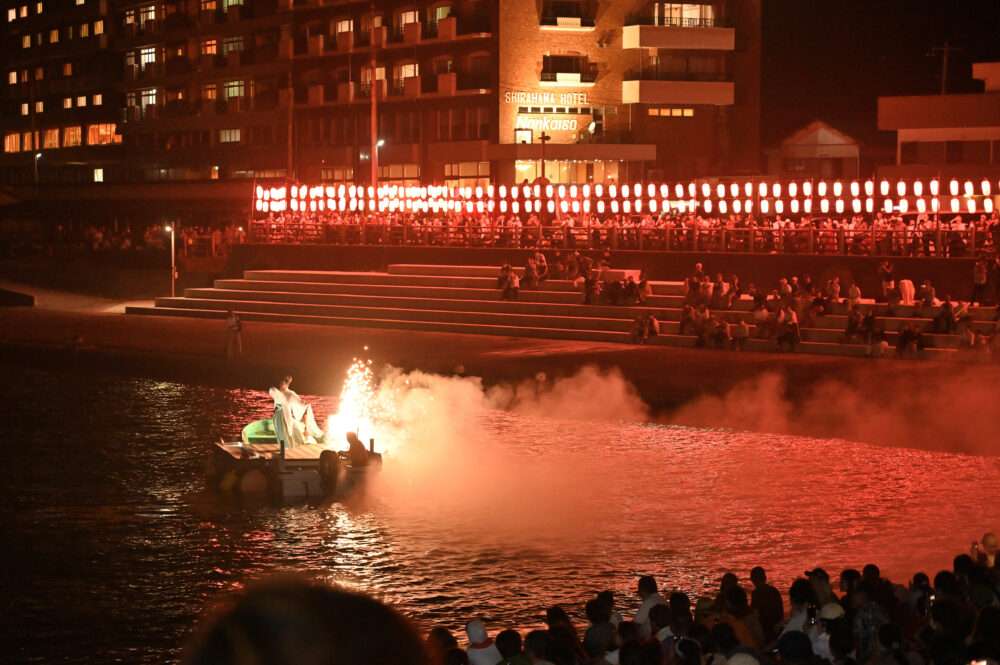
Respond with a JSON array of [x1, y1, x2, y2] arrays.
[[269, 387, 323, 447]]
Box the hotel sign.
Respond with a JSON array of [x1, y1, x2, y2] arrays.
[[504, 89, 590, 106]]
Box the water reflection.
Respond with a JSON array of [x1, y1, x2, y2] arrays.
[[5, 366, 1000, 664]]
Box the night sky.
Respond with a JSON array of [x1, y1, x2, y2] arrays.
[[761, 0, 1000, 149]]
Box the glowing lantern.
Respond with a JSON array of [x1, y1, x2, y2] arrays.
[[803, 181, 812, 197], [523, 185, 531, 198], [291, 199, 299, 211], [635, 199, 643, 212], [660, 184, 670, 198], [623, 184, 632, 198], [865, 199, 873, 213], [772, 182, 782, 198], [733, 199, 742, 213], [498, 185, 507, 199], [849, 181, 859, 198], [255, 185, 264, 199], [803, 199, 812, 213], [820, 199, 829, 214], [949, 180, 959, 196], [703, 199, 712, 214], [560, 200, 568, 213], [835, 199, 844, 214], [790, 199, 799, 214], [649, 199, 658, 213], [511, 201, 519, 214], [596, 200, 605, 214], [255, 199, 263, 212], [570, 184, 578, 199], [675, 184, 685, 198], [557, 185, 566, 199], [716, 183, 726, 199], [648, 183, 656, 198], [581, 184, 590, 198], [912, 181, 922, 197], [687, 183, 696, 198], [982, 179, 992, 196], [852, 199, 861, 213], [745, 199, 754, 213], [985, 198, 994, 213], [760, 199, 769, 214], [700, 183, 711, 198], [895, 181, 905, 197], [609, 184, 617, 198], [897, 199, 907, 213], [818, 181, 828, 197], [789, 182, 798, 198], [719, 200, 727, 214], [967, 199, 976, 214], [744, 181, 753, 197], [623, 200, 631, 213], [964, 180, 974, 197], [594, 183, 603, 198], [572, 200, 580, 213], [883, 200, 893, 213], [583, 200, 590, 213], [610, 200, 619, 213], [931, 197, 939, 212], [950, 197, 960, 213], [774, 200, 783, 214], [916, 198, 926, 213]]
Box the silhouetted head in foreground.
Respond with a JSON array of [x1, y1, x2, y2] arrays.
[[183, 575, 428, 665]]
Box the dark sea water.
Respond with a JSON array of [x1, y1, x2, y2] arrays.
[[5, 365, 1000, 664]]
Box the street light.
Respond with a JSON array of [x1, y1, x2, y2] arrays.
[[33, 152, 41, 185], [164, 224, 176, 298]]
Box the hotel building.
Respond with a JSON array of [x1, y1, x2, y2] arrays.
[[1, 0, 760, 220], [878, 62, 1000, 180]]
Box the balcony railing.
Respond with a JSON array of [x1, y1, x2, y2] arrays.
[[540, 0, 595, 26], [541, 66, 598, 83], [623, 67, 729, 82], [457, 71, 491, 89], [624, 13, 731, 28], [540, 14, 595, 27]]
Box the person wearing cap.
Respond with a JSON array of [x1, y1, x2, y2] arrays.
[[808, 603, 846, 661], [466, 619, 502, 665], [634, 576, 666, 640], [750, 567, 784, 644]]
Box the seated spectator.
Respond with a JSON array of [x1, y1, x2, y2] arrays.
[[623, 276, 639, 305], [692, 304, 713, 347], [497, 264, 512, 289], [710, 316, 731, 349], [896, 323, 924, 358], [844, 305, 864, 343], [932, 298, 956, 334], [752, 301, 773, 339], [732, 319, 750, 351], [534, 252, 549, 283], [679, 304, 697, 336], [496, 630, 530, 665], [522, 259, 539, 290], [847, 282, 862, 308], [502, 271, 521, 300], [918, 280, 937, 308]]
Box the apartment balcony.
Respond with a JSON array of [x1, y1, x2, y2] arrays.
[[540, 66, 597, 87], [436, 71, 457, 95], [621, 18, 734, 51], [621, 71, 733, 105], [457, 71, 491, 91], [308, 34, 326, 56], [164, 56, 193, 76], [540, 0, 595, 30]]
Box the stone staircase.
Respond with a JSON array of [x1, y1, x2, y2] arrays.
[[126, 264, 998, 360]]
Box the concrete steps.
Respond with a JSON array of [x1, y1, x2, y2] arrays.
[[125, 265, 981, 361]]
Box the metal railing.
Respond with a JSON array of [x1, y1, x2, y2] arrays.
[[625, 13, 731, 28], [247, 220, 999, 257]]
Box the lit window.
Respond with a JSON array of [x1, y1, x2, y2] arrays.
[[92, 93, 102, 105], [6, 8, 15, 21], [224, 0, 243, 9], [335, 18, 352, 33], [4, 133, 20, 153], [63, 97, 72, 108], [93, 19, 103, 34], [395, 62, 419, 80], [76, 0, 84, 5], [222, 36, 243, 54], [19, 5, 28, 17], [398, 9, 419, 25], [683, 108, 694, 117], [223, 80, 244, 99], [34, 66, 43, 80], [219, 128, 241, 143], [43, 128, 58, 148], [7, 71, 15, 85], [63, 62, 73, 76], [19, 69, 28, 82], [35, 100, 43, 113], [22, 131, 34, 151], [671, 108, 682, 116], [140, 47, 157, 66], [77, 95, 87, 107], [36, 1, 42, 13], [200, 0, 217, 11], [124, 9, 135, 23], [66, 25, 73, 39], [49, 28, 59, 43], [80, 23, 89, 37], [201, 83, 217, 100], [140, 88, 157, 107], [63, 126, 82, 146], [87, 123, 119, 145], [20, 103, 29, 116], [22, 34, 31, 48], [201, 39, 217, 55], [93, 168, 104, 182]]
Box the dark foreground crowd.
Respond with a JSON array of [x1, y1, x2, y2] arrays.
[[182, 534, 1000, 665]]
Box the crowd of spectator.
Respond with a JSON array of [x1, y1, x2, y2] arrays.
[[493, 251, 1000, 358], [0, 222, 246, 259], [183, 534, 1000, 665], [251, 210, 1000, 258]]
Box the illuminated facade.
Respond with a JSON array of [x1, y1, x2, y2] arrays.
[[0, 0, 122, 185], [1, 0, 760, 197]]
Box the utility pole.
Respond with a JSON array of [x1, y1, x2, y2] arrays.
[[538, 132, 551, 181], [369, 0, 378, 190], [286, 7, 295, 180], [928, 41, 961, 94]]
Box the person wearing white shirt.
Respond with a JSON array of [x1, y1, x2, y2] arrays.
[[466, 619, 502, 665], [634, 575, 666, 640]]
